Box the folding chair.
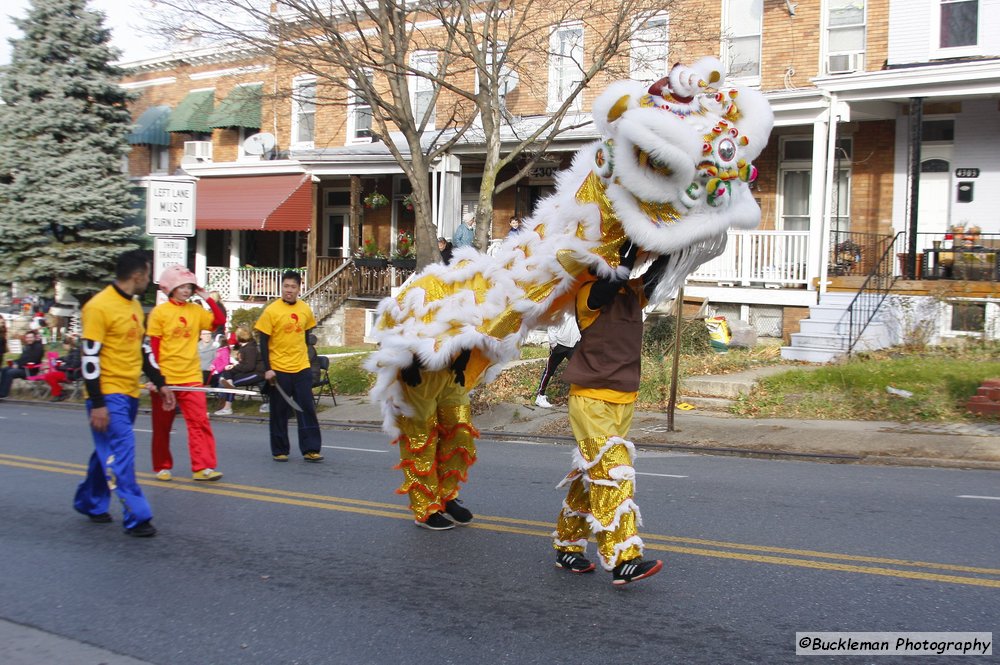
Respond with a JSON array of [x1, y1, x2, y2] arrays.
[[312, 355, 337, 406], [21, 352, 58, 398]]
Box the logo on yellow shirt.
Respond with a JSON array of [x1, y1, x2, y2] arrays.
[[172, 315, 192, 339], [283, 313, 302, 334], [126, 313, 140, 341]]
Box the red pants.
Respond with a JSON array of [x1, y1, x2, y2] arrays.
[[42, 370, 68, 396], [151, 384, 219, 473]]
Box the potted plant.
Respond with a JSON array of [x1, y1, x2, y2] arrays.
[[353, 238, 388, 268], [390, 231, 416, 269], [402, 193, 415, 211], [363, 191, 389, 209]]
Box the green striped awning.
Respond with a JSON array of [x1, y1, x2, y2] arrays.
[[165, 89, 215, 133], [207, 84, 262, 129], [127, 105, 172, 145]]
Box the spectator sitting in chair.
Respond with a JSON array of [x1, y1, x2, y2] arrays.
[[40, 335, 82, 402], [0, 330, 45, 399], [215, 326, 265, 416]]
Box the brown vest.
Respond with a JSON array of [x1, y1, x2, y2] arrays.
[[562, 283, 643, 392]]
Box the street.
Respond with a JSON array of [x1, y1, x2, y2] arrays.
[[1, 402, 997, 665]]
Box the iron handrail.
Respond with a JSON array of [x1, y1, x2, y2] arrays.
[[845, 231, 901, 354]]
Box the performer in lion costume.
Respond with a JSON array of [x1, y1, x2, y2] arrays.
[[365, 57, 774, 573]]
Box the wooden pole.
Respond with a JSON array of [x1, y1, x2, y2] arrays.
[[667, 286, 684, 431]]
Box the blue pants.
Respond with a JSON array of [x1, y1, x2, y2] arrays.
[[73, 394, 153, 530], [268, 369, 322, 456]]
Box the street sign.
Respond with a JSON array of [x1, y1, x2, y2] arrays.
[[146, 178, 196, 236], [153, 236, 188, 281]]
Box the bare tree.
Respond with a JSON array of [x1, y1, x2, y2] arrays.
[[147, 0, 700, 264]]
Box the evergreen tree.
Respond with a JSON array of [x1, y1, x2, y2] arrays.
[[0, 0, 140, 298]]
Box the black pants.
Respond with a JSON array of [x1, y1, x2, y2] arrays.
[[268, 369, 322, 456], [535, 344, 575, 397], [0, 367, 29, 398]]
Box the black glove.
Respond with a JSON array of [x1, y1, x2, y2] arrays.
[[619, 240, 639, 271], [401, 357, 422, 387], [451, 349, 471, 387]]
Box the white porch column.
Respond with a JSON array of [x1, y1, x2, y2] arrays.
[[433, 154, 462, 239], [228, 230, 241, 301], [194, 230, 207, 286], [809, 105, 832, 294]]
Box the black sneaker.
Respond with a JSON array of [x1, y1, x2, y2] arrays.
[[87, 512, 112, 523], [443, 498, 473, 525], [125, 521, 157, 538], [414, 512, 455, 530], [555, 551, 596, 574], [612, 558, 663, 585]]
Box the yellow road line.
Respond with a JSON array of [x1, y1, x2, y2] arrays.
[[3, 453, 999, 587]]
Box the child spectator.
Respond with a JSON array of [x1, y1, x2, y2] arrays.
[[40, 336, 82, 402]]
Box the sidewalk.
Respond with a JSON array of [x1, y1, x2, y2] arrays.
[[313, 365, 1000, 471]]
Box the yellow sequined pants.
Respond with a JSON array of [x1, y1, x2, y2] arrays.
[[393, 369, 479, 521], [553, 395, 644, 570]]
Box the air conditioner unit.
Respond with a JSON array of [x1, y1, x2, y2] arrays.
[[827, 51, 864, 75], [183, 141, 213, 161]]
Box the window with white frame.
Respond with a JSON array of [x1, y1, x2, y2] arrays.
[[722, 0, 762, 82], [150, 144, 169, 174], [409, 51, 437, 130], [826, 0, 866, 74], [939, 0, 978, 48], [291, 76, 316, 148], [548, 23, 584, 112], [778, 137, 852, 232], [630, 14, 670, 85], [348, 70, 374, 143]]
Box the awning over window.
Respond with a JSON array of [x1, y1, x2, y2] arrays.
[[196, 175, 313, 231], [207, 83, 262, 129], [127, 105, 171, 145], [166, 90, 215, 133]]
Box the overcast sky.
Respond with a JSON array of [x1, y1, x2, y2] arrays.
[[0, 0, 167, 66]]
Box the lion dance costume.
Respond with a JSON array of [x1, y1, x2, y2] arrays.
[[367, 58, 773, 560]]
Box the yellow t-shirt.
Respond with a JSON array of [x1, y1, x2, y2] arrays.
[[255, 298, 316, 373], [147, 300, 216, 384], [81, 284, 146, 398]]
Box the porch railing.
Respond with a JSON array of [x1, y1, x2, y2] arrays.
[[687, 230, 810, 287], [846, 232, 902, 354], [302, 260, 354, 323], [206, 267, 308, 302]]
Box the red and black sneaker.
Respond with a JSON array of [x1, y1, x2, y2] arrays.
[[612, 558, 663, 586], [555, 551, 596, 574]]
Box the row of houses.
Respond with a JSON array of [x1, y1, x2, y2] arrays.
[[119, 0, 1000, 358]]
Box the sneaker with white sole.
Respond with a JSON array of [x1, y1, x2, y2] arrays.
[[192, 468, 223, 481], [535, 394, 552, 408], [155, 469, 172, 481], [214, 406, 233, 416], [443, 498, 473, 525], [555, 551, 596, 573], [612, 558, 663, 585], [414, 512, 455, 530]]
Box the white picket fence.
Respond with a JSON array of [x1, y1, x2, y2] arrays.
[[688, 230, 811, 287]]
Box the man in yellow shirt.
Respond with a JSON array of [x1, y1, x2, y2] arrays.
[[146, 265, 227, 481], [73, 249, 174, 537], [254, 271, 323, 462]]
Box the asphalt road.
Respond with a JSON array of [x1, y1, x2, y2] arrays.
[[0, 402, 997, 665]]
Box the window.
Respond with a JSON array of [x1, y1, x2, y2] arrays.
[[778, 137, 853, 231], [410, 52, 437, 130], [940, 0, 978, 48], [291, 76, 316, 148], [348, 70, 374, 143], [548, 23, 584, 112], [950, 302, 986, 332], [631, 14, 669, 85], [150, 144, 169, 174], [722, 0, 762, 81], [922, 119, 955, 142], [826, 0, 866, 74]]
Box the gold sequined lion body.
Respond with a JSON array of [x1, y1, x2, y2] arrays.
[[366, 57, 774, 434]]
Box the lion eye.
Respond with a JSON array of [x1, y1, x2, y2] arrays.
[[717, 137, 737, 163]]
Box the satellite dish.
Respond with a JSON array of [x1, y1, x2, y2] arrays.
[[242, 132, 277, 156]]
